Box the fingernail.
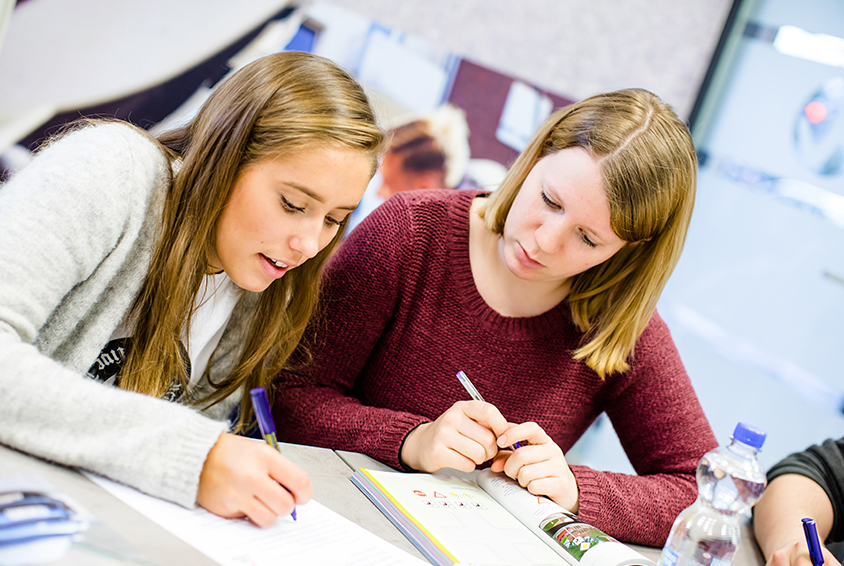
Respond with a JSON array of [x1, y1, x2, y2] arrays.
[[497, 435, 506, 446]]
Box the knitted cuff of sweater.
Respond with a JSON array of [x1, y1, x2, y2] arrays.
[[569, 465, 601, 519], [397, 423, 428, 472], [131, 417, 229, 509], [376, 415, 431, 471]]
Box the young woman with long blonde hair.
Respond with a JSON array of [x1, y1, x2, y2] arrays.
[[273, 88, 716, 545], [0, 51, 384, 526]]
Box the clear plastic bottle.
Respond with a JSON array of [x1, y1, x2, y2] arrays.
[[657, 422, 767, 566]]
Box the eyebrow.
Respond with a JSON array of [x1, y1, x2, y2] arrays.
[[289, 183, 358, 211]]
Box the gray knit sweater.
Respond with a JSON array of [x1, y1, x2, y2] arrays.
[[0, 123, 251, 507]]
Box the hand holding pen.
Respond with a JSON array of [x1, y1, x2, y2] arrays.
[[195, 422, 311, 527], [251, 387, 301, 521], [458, 370, 582, 513], [456, 371, 524, 450], [399, 377, 512, 474], [761, 516, 840, 566]]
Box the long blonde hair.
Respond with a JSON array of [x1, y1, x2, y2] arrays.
[[480, 88, 697, 377], [119, 51, 385, 430]]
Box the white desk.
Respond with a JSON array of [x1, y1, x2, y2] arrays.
[[0, 442, 424, 565], [0, 442, 766, 566]]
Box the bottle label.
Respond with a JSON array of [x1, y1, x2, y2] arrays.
[[658, 547, 679, 566]]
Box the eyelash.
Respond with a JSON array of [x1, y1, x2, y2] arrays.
[[540, 190, 596, 248], [281, 196, 305, 214], [540, 190, 560, 210], [281, 196, 346, 228]]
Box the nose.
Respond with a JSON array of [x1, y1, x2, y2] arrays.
[[288, 224, 321, 261], [534, 217, 567, 254]]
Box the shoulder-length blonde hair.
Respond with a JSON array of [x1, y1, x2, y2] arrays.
[[120, 51, 385, 430], [480, 88, 697, 378]]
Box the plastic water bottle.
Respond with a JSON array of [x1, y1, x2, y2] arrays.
[[657, 422, 767, 566]]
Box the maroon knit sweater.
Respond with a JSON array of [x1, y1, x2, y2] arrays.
[[274, 189, 717, 546]]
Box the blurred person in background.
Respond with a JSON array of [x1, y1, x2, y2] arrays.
[[347, 103, 470, 233]]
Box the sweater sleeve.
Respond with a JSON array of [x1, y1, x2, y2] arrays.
[[273, 196, 431, 469], [570, 312, 718, 547], [767, 438, 844, 543], [0, 124, 227, 508]]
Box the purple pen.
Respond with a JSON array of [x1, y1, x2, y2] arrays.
[[456, 371, 524, 450], [250, 387, 297, 521], [803, 518, 824, 566]]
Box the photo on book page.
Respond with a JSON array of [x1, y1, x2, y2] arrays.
[[352, 468, 654, 566], [476, 470, 653, 566]]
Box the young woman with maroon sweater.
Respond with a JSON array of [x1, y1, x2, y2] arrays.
[[272, 88, 717, 546]]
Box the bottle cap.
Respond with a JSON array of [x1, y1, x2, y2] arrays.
[[732, 422, 766, 449]]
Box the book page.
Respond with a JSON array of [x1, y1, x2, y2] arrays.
[[355, 468, 565, 566], [85, 473, 426, 566], [476, 470, 654, 566]]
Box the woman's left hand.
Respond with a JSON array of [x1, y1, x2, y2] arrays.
[[490, 422, 580, 513]]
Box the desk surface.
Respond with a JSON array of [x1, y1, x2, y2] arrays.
[[0, 442, 423, 565], [0, 442, 765, 566]]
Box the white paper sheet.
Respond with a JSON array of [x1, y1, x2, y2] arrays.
[[85, 474, 427, 566]]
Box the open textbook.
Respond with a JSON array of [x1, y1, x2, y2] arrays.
[[351, 468, 654, 566]]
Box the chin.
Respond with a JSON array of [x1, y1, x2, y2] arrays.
[[232, 275, 273, 293], [506, 262, 534, 281]]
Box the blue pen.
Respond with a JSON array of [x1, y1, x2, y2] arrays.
[[456, 371, 524, 451], [250, 387, 297, 521], [803, 518, 824, 566]]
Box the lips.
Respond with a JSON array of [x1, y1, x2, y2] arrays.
[[515, 243, 544, 269], [259, 254, 296, 280]]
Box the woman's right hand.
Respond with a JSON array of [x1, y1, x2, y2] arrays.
[[400, 401, 510, 473], [767, 541, 841, 566], [196, 433, 312, 527]]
